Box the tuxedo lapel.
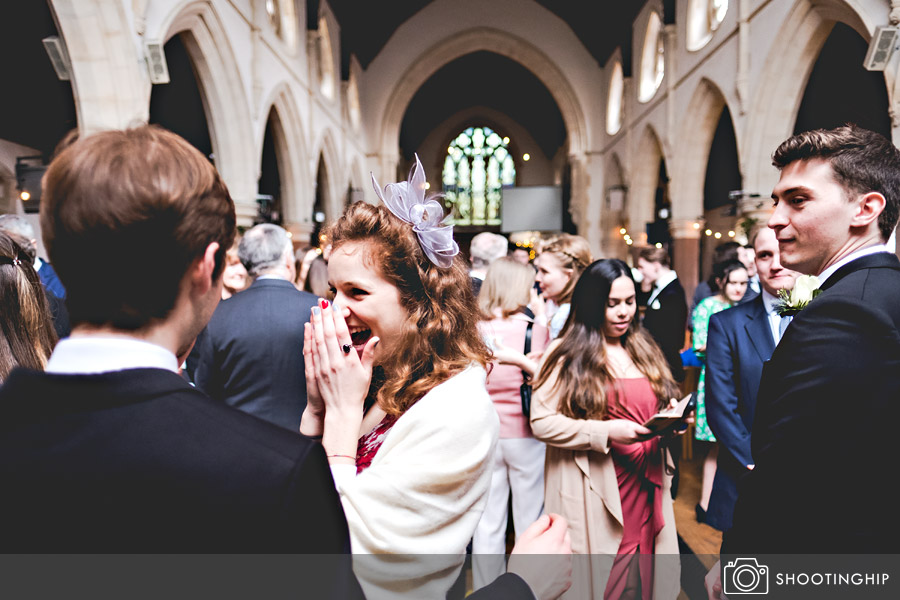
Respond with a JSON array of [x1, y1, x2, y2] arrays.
[[820, 252, 900, 291], [743, 298, 775, 361]]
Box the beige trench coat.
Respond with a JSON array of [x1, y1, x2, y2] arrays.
[[531, 361, 681, 600]]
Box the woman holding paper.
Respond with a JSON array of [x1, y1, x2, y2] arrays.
[[531, 258, 682, 600]]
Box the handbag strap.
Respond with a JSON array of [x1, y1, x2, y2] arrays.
[[522, 320, 534, 382]]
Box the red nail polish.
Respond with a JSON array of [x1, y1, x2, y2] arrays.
[[320, 299, 329, 309]]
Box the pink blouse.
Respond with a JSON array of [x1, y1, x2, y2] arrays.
[[481, 314, 550, 438]]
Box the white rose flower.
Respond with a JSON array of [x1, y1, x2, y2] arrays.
[[790, 275, 820, 306]]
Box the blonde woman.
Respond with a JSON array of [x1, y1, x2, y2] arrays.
[[472, 257, 551, 589], [533, 234, 592, 339]]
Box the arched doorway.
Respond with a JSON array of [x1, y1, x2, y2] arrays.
[[257, 113, 283, 225], [701, 105, 743, 282], [312, 155, 329, 248], [148, 34, 212, 161], [793, 22, 890, 136]]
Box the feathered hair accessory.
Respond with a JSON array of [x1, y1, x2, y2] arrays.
[[371, 154, 459, 268]]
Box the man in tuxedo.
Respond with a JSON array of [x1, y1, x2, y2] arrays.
[[703, 227, 800, 532], [192, 222, 318, 430], [638, 246, 688, 382], [0, 126, 570, 600], [707, 125, 900, 575]]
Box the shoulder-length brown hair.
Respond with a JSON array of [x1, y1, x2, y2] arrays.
[[534, 258, 678, 419], [0, 232, 57, 381], [326, 201, 491, 416]]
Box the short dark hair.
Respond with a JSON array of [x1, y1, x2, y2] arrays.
[[638, 246, 669, 268], [41, 125, 235, 330], [773, 125, 900, 241]]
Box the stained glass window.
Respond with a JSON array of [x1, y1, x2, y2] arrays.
[[442, 126, 516, 226]]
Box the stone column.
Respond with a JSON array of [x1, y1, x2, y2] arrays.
[[669, 218, 703, 302], [286, 221, 316, 248], [737, 195, 773, 242]]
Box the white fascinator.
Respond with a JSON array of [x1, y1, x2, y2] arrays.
[[370, 154, 459, 268]]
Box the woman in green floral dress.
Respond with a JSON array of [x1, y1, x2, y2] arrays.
[[692, 259, 748, 522]]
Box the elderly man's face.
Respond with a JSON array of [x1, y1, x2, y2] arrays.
[[768, 159, 862, 276]]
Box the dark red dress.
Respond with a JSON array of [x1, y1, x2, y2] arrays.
[[355, 414, 397, 474], [603, 378, 665, 600]]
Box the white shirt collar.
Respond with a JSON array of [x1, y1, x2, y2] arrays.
[[46, 337, 179, 375], [34, 257, 44, 272], [818, 244, 890, 284], [761, 289, 780, 315], [647, 269, 677, 305]]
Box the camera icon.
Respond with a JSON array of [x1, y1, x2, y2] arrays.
[[723, 558, 769, 595]]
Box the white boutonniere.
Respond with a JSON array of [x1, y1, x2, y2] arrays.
[[775, 274, 821, 316]]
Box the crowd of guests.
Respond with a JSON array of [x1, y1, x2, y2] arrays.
[[3, 122, 899, 600]]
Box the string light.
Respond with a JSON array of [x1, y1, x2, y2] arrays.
[[714, 232, 722, 239], [523, 153, 530, 161], [20, 191, 30, 201]]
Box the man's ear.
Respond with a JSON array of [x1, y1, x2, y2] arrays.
[[852, 191, 886, 230], [192, 242, 221, 295]]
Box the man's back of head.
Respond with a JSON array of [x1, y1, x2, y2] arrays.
[[469, 232, 508, 272], [239, 223, 294, 280], [40, 125, 235, 331]]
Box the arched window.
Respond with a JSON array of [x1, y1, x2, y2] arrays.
[[638, 12, 665, 103], [687, 0, 728, 51], [265, 0, 298, 50], [607, 60, 625, 135], [442, 126, 516, 226], [347, 71, 361, 131], [317, 16, 335, 99]]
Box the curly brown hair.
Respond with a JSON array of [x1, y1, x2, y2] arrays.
[[326, 202, 491, 416]]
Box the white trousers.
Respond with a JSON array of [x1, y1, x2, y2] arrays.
[[472, 436, 546, 590]]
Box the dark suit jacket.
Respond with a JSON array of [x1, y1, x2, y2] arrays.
[[0, 368, 534, 599], [642, 277, 688, 382], [193, 278, 319, 431], [723, 252, 900, 554], [0, 368, 352, 554], [705, 295, 774, 531]]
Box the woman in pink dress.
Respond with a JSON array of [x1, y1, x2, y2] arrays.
[[472, 257, 551, 589], [531, 259, 683, 599]]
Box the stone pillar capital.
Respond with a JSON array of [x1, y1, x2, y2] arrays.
[[669, 218, 704, 240]]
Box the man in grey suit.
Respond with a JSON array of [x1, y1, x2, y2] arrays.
[[193, 223, 319, 430], [704, 227, 799, 531]]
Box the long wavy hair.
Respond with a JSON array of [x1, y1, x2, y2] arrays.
[[0, 232, 58, 381], [534, 259, 678, 419], [326, 201, 491, 416]]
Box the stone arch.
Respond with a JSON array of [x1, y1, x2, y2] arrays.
[[48, 0, 148, 134], [671, 78, 735, 221], [742, 0, 875, 196], [151, 0, 256, 222], [378, 28, 587, 176], [601, 152, 629, 257], [257, 83, 312, 230], [311, 130, 342, 221], [629, 126, 667, 245]]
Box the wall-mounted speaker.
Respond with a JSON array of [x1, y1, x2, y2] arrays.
[[42, 36, 71, 81], [145, 41, 170, 84], [864, 26, 900, 71]]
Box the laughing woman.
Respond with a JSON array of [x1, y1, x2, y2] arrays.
[[531, 259, 681, 600], [299, 159, 499, 598]]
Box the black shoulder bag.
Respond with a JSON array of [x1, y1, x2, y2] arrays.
[[520, 320, 534, 418]]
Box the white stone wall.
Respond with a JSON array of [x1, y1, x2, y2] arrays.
[[42, 0, 368, 242]]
